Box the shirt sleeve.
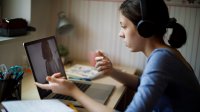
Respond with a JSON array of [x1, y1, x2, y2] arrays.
[[125, 50, 171, 112]]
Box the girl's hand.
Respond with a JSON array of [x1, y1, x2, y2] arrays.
[[95, 50, 113, 76], [35, 73, 77, 96]]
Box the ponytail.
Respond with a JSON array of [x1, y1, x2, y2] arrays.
[[167, 18, 187, 48]]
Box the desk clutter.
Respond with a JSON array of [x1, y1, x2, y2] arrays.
[[0, 64, 24, 101]]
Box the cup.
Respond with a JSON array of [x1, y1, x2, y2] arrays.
[[0, 79, 21, 101], [88, 51, 97, 66]]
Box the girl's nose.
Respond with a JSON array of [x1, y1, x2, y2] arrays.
[[119, 30, 125, 38]]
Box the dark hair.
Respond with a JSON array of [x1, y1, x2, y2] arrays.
[[119, 0, 187, 48]]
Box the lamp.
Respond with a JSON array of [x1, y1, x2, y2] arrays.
[[56, 11, 73, 36], [56, 11, 73, 64]]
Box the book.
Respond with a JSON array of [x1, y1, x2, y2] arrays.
[[65, 64, 99, 80], [1, 99, 74, 112]]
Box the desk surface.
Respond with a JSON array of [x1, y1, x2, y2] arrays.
[[21, 64, 136, 111], [22, 73, 125, 107]]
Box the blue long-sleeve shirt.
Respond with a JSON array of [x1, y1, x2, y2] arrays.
[[125, 48, 200, 112]]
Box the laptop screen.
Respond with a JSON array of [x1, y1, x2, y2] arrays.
[[24, 36, 66, 98]]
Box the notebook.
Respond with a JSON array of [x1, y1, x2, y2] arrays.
[[23, 36, 115, 106], [1, 99, 74, 112]]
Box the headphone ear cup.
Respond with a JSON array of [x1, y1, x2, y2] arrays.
[[137, 20, 155, 38]]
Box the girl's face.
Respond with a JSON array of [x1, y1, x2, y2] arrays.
[[119, 12, 144, 52]]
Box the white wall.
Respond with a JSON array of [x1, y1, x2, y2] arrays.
[[2, 0, 31, 23]]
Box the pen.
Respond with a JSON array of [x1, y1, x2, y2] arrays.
[[3, 71, 12, 79], [68, 103, 79, 112]]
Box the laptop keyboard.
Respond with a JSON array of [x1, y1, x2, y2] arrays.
[[52, 82, 91, 101], [74, 82, 91, 91]]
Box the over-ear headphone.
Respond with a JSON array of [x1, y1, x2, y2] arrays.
[[137, 0, 158, 38]]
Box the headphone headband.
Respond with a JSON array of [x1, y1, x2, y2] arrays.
[[137, 0, 167, 38]]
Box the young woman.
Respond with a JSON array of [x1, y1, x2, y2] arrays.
[[36, 0, 200, 111]]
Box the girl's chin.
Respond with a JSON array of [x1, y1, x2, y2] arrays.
[[125, 44, 138, 52], [127, 47, 134, 52], [130, 49, 135, 52], [129, 48, 138, 52]]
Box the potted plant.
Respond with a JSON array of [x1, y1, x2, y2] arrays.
[[58, 44, 69, 64]]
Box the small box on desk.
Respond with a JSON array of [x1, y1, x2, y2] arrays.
[[0, 79, 21, 101]]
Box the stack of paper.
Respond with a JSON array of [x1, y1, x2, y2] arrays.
[[65, 64, 99, 80], [1, 99, 74, 112]]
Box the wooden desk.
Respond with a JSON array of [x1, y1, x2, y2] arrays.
[[21, 65, 136, 111], [21, 73, 125, 106]]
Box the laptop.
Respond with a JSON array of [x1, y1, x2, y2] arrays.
[[23, 36, 115, 106]]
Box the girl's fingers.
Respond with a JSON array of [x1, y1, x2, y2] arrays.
[[52, 72, 62, 78], [95, 50, 110, 62], [95, 56, 104, 61], [46, 75, 64, 84], [97, 69, 111, 75], [95, 60, 111, 68], [97, 65, 112, 72], [96, 50, 105, 57], [35, 82, 51, 90]]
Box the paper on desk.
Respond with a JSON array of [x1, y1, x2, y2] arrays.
[[65, 64, 99, 79], [1, 99, 74, 112]]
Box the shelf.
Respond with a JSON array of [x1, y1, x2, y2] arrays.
[[0, 32, 37, 45], [0, 37, 14, 41], [0, 34, 30, 42]]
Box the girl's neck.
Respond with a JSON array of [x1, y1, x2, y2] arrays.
[[143, 38, 170, 57]]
